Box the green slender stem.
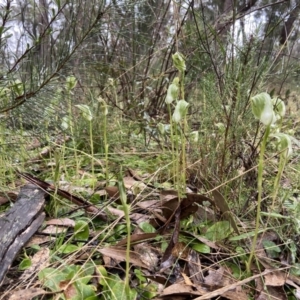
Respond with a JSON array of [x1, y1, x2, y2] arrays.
[[118, 173, 131, 299], [273, 152, 287, 200], [168, 103, 176, 186], [68, 91, 79, 174], [268, 152, 287, 220], [179, 71, 186, 197], [247, 125, 270, 274], [103, 110, 109, 186], [89, 120, 94, 189]]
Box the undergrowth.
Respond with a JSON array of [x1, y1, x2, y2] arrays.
[[1, 10, 300, 300]]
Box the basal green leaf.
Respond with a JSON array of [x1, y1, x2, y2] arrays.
[[19, 258, 32, 270], [57, 244, 79, 254], [139, 222, 156, 233], [74, 220, 89, 241], [39, 268, 66, 292], [205, 221, 233, 241], [192, 243, 211, 254]]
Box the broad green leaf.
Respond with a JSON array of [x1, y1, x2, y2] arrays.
[[262, 240, 281, 258], [97, 265, 108, 287], [139, 283, 157, 299], [39, 268, 66, 292], [78, 262, 95, 284], [205, 221, 232, 241], [134, 269, 146, 283], [73, 281, 96, 300], [139, 222, 156, 233], [260, 212, 290, 219], [19, 258, 32, 270], [192, 243, 211, 254], [107, 274, 137, 300], [85, 296, 99, 300], [235, 246, 247, 262], [224, 262, 242, 279], [290, 264, 300, 276], [74, 220, 89, 241], [57, 244, 79, 254]]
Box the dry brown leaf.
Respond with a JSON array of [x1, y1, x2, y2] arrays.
[[123, 176, 147, 190], [60, 280, 78, 299], [256, 276, 287, 300], [0, 192, 18, 205], [193, 269, 272, 300], [95, 189, 107, 197], [20, 248, 50, 281], [116, 233, 158, 247], [211, 190, 239, 234], [188, 250, 204, 284], [264, 269, 286, 286], [159, 282, 206, 297], [182, 273, 193, 286], [172, 242, 189, 259], [134, 243, 160, 269], [26, 235, 55, 247], [204, 266, 236, 289], [129, 212, 150, 223], [136, 200, 161, 210], [105, 186, 120, 198], [42, 225, 68, 235], [204, 267, 225, 288], [46, 218, 75, 227], [153, 296, 187, 300], [98, 246, 149, 269], [106, 206, 124, 217], [7, 288, 48, 300]]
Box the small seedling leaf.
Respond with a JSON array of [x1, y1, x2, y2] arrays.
[[19, 258, 32, 270], [139, 222, 156, 233], [192, 243, 211, 254], [74, 220, 89, 240]]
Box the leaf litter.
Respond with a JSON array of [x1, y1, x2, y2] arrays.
[[0, 167, 299, 300]]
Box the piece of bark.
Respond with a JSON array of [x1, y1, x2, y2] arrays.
[[0, 184, 46, 285]]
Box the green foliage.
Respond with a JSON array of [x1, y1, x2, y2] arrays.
[[19, 257, 32, 270], [97, 266, 137, 300], [39, 264, 96, 299], [205, 221, 233, 242], [192, 243, 210, 254], [139, 222, 156, 233], [74, 220, 89, 241], [2, 1, 300, 298]]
